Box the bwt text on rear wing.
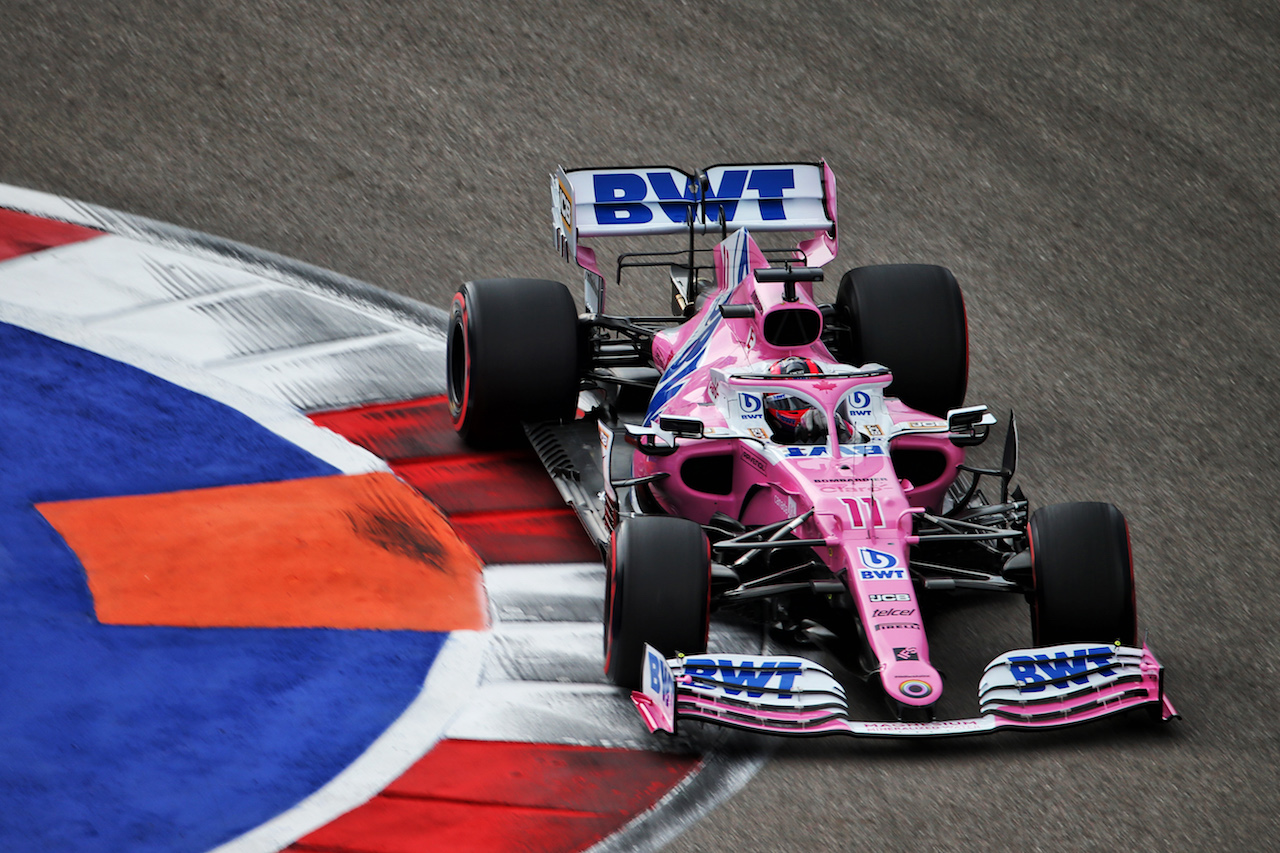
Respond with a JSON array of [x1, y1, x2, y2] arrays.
[[551, 161, 839, 311]]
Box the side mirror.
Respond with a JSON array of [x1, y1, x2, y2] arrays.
[[947, 405, 997, 447], [625, 423, 683, 457], [625, 431, 679, 457], [658, 416, 705, 439]]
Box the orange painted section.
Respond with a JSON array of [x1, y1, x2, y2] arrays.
[[37, 472, 487, 631]]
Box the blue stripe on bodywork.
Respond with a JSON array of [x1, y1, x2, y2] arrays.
[[644, 231, 752, 424]]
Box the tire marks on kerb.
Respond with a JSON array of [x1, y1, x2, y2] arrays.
[[469, 561, 770, 853], [455, 563, 764, 748], [307, 398, 769, 851], [0, 185, 764, 852]]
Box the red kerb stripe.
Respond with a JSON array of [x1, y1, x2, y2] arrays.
[[311, 396, 598, 563], [0, 208, 103, 261], [289, 740, 699, 853]]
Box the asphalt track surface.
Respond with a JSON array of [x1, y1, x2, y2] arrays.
[[2, 2, 1277, 851]]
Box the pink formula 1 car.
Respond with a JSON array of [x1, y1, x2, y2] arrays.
[[446, 161, 1178, 737]]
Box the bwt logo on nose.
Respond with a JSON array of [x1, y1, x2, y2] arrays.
[[684, 658, 803, 699], [1009, 647, 1117, 692], [592, 168, 797, 225], [861, 569, 906, 580]]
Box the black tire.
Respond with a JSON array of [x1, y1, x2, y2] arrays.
[[837, 264, 968, 417], [604, 516, 711, 690], [1028, 502, 1138, 646], [446, 278, 579, 445]]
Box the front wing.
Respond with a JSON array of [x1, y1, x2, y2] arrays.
[[632, 643, 1178, 738]]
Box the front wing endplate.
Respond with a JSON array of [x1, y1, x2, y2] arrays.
[[630, 642, 1178, 738]]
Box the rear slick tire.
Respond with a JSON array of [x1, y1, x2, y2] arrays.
[[1028, 501, 1138, 646], [446, 278, 579, 447], [604, 516, 711, 690], [837, 264, 968, 417]]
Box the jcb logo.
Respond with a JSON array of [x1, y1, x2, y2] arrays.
[[869, 593, 911, 602]]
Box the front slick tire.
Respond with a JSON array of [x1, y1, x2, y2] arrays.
[[447, 278, 578, 447], [1028, 501, 1138, 646], [604, 516, 711, 690]]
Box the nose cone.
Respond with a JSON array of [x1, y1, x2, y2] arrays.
[[881, 658, 943, 706]]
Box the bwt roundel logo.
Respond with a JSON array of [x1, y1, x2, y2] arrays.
[[859, 548, 899, 570], [848, 391, 871, 410], [739, 393, 762, 416]]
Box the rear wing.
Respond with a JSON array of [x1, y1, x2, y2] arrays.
[[551, 161, 838, 310]]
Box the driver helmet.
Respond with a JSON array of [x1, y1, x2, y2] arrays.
[[763, 357, 825, 444]]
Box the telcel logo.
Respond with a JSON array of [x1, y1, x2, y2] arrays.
[[684, 658, 803, 699], [1009, 647, 1117, 693]]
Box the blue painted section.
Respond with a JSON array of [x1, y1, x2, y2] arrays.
[[0, 323, 445, 852]]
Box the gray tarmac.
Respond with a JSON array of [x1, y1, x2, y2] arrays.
[[2, 2, 1277, 850]]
